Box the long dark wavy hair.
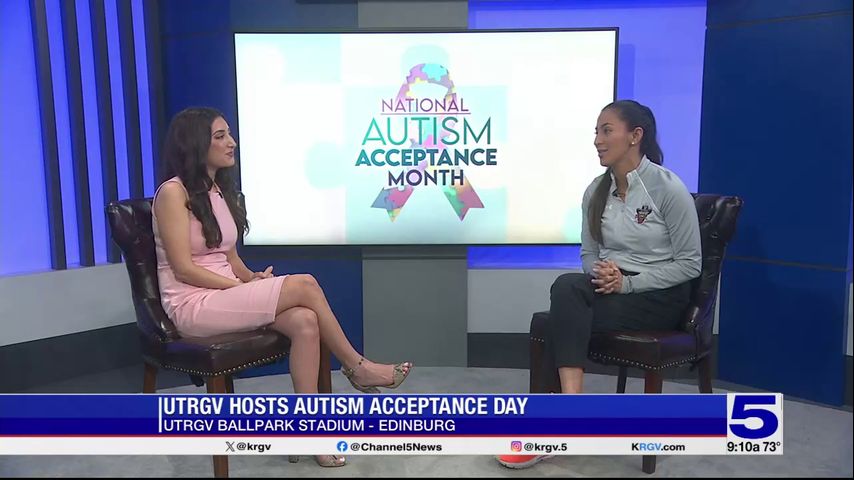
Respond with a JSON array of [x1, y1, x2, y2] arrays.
[[160, 107, 247, 249], [588, 100, 664, 244]]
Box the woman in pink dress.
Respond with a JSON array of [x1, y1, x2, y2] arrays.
[[153, 107, 412, 468]]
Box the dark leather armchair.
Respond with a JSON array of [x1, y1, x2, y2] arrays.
[[107, 198, 333, 478], [529, 194, 742, 474]]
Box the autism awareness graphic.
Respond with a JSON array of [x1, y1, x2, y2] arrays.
[[362, 64, 489, 222], [236, 31, 616, 246]]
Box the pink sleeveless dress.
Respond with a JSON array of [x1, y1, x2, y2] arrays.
[[152, 177, 286, 337]]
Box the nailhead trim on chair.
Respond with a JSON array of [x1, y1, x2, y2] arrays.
[[531, 335, 696, 371], [587, 352, 697, 371], [154, 352, 289, 378]]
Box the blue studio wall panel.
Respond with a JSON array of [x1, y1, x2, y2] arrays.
[[0, 0, 52, 275], [131, 0, 154, 197], [76, 0, 108, 265], [701, 1, 852, 404], [700, 13, 852, 268], [159, 0, 235, 131], [2, 0, 157, 275], [707, 0, 852, 26], [161, 33, 239, 137], [717, 260, 848, 404], [159, 0, 230, 37], [467, 245, 582, 270], [104, 0, 130, 203], [45, 0, 80, 267]]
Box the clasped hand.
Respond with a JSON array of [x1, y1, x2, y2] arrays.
[[591, 260, 622, 295], [250, 266, 274, 282]]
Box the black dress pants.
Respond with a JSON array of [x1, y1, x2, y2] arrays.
[[544, 272, 691, 369]]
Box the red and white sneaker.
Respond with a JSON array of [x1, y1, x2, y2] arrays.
[[496, 454, 553, 469]]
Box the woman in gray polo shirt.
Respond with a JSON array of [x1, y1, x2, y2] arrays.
[[498, 100, 701, 469]]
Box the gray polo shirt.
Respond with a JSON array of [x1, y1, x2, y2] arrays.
[[580, 156, 702, 294]]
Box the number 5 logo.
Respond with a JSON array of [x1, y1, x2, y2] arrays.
[[728, 394, 780, 439]]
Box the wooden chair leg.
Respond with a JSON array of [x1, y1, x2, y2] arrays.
[[528, 339, 560, 394], [142, 362, 157, 393], [207, 376, 229, 478], [696, 356, 713, 393], [206, 375, 228, 394], [212, 456, 228, 478], [642, 370, 662, 474], [616, 366, 628, 393], [225, 375, 234, 394], [528, 311, 561, 394], [318, 343, 332, 393], [642, 455, 656, 474], [529, 336, 545, 393], [643, 370, 663, 394]]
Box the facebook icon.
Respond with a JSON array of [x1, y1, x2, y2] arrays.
[[336, 441, 348, 452]]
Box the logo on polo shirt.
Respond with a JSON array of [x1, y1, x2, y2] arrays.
[[636, 205, 652, 224]]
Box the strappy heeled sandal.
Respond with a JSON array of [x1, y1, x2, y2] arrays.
[[341, 357, 381, 394], [386, 361, 413, 389], [341, 357, 413, 392]]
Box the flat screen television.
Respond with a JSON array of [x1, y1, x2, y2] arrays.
[[234, 29, 617, 245]]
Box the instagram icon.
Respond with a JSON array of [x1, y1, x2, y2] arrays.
[[511, 441, 522, 452]]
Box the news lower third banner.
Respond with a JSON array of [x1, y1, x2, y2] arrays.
[[0, 394, 783, 456]]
